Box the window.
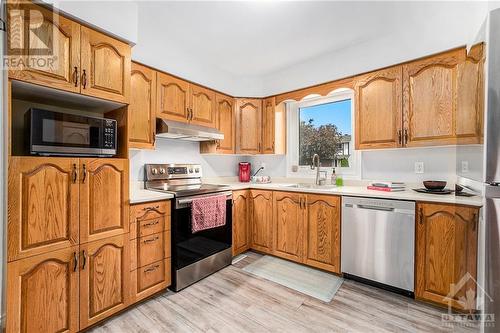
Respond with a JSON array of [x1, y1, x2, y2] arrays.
[[287, 90, 359, 177]]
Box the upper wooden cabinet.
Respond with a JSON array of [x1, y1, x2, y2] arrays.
[[80, 27, 131, 103], [250, 190, 273, 254], [355, 66, 403, 149], [402, 49, 464, 147], [7, 246, 80, 333], [303, 195, 341, 274], [8, 157, 79, 262], [7, 2, 81, 93], [7, 3, 131, 103], [415, 202, 479, 311], [79, 158, 129, 244], [129, 62, 156, 149], [273, 191, 304, 263], [232, 190, 250, 256], [190, 84, 216, 127], [236, 98, 262, 154], [262, 97, 276, 154], [215, 93, 235, 154], [156, 72, 190, 122]]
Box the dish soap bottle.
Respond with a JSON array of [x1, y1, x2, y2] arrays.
[[336, 168, 344, 187], [331, 168, 337, 186]]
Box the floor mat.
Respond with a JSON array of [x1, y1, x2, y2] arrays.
[[242, 255, 343, 302]]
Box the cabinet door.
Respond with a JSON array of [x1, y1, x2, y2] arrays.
[[79, 234, 130, 329], [8, 157, 79, 261], [457, 43, 484, 144], [355, 66, 403, 149], [273, 192, 304, 263], [303, 195, 341, 273], [232, 190, 250, 256], [215, 93, 235, 153], [250, 190, 273, 253], [129, 62, 156, 149], [190, 84, 216, 127], [262, 97, 276, 154], [403, 49, 463, 147], [236, 98, 262, 154], [156, 72, 190, 123], [79, 159, 129, 244], [6, 246, 79, 333], [7, 3, 81, 93], [80, 26, 131, 103], [415, 203, 479, 311]]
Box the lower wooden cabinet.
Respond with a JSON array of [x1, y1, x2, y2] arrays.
[[7, 246, 80, 333], [303, 195, 341, 274], [250, 190, 273, 254], [79, 234, 130, 329], [232, 190, 251, 256], [415, 202, 479, 311]]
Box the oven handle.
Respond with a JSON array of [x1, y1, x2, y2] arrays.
[[176, 191, 233, 209]]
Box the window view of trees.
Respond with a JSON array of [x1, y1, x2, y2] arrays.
[[298, 99, 352, 168]]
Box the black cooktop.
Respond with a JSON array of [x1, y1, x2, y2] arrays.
[[147, 183, 231, 197]]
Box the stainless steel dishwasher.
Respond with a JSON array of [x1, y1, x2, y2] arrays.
[[341, 196, 415, 295]]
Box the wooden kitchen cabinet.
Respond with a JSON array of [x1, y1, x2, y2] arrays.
[[156, 72, 190, 123], [79, 158, 129, 244], [7, 2, 81, 94], [262, 97, 276, 154], [415, 202, 479, 311], [355, 66, 403, 149], [190, 84, 216, 127], [79, 234, 130, 329], [250, 190, 273, 254], [6, 246, 80, 333], [236, 98, 262, 154], [232, 190, 250, 256], [80, 26, 131, 103], [273, 191, 305, 263], [457, 43, 484, 144], [402, 49, 463, 147], [129, 62, 156, 149], [215, 93, 235, 153], [303, 194, 341, 274], [8, 157, 79, 262]]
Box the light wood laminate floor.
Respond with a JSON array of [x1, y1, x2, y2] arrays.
[[90, 252, 479, 333]]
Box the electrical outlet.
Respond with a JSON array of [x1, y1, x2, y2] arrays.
[[415, 162, 424, 174], [461, 161, 469, 173]]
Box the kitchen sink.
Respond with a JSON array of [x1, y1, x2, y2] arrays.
[[282, 183, 338, 190]]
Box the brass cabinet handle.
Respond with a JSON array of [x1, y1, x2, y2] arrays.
[[81, 250, 87, 270], [404, 129, 409, 145], [143, 205, 160, 211], [144, 264, 160, 273], [190, 108, 194, 120], [186, 107, 190, 120], [143, 220, 159, 227], [419, 207, 424, 224], [82, 164, 87, 183], [73, 66, 78, 87], [81, 69, 87, 89], [143, 236, 159, 244], [472, 213, 478, 231], [72, 163, 77, 183], [73, 252, 78, 272], [398, 130, 402, 145]]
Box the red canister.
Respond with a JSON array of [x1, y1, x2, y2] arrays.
[[238, 162, 251, 182]]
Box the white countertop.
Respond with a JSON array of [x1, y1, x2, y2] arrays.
[[129, 182, 174, 204]]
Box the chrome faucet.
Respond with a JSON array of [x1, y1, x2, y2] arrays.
[[311, 154, 326, 185]]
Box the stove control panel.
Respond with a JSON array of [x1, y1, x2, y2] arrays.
[[145, 164, 202, 180]]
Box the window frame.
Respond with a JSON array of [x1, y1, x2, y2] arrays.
[[286, 89, 360, 179]]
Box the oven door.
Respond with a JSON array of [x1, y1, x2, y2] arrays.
[[172, 191, 233, 271]]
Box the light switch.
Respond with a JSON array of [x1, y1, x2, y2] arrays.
[[415, 162, 424, 174]]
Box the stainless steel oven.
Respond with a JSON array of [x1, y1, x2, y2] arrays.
[[25, 108, 117, 156]]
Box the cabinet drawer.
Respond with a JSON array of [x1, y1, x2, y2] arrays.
[[137, 216, 166, 237], [130, 200, 171, 222], [137, 231, 170, 267], [137, 259, 170, 293]]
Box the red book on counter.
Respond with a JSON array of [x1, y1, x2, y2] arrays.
[[367, 186, 405, 192]]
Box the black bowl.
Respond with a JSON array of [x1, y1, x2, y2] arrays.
[[423, 181, 447, 190]]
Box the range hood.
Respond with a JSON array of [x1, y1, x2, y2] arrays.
[[156, 119, 224, 142]]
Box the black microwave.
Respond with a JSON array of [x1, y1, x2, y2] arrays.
[[25, 108, 117, 157]]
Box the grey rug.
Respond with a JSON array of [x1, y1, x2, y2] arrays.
[[242, 255, 343, 302]]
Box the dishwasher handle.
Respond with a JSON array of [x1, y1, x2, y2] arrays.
[[356, 204, 395, 212], [344, 202, 415, 215]]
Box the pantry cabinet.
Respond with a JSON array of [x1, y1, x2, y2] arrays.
[[236, 98, 262, 154], [232, 190, 250, 256], [129, 62, 156, 149], [190, 84, 216, 127], [250, 190, 273, 254], [6, 246, 80, 333], [79, 234, 130, 329], [7, 2, 131, 103], [273, 191, 305, 263], [415, 202, 479, 311], [355, 66, 403, 149], [303, 195, 341, 274]]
